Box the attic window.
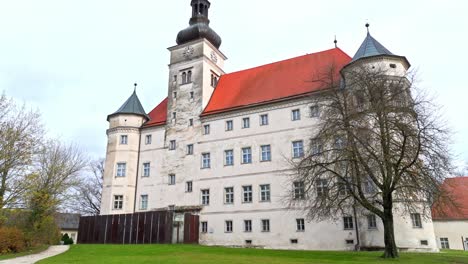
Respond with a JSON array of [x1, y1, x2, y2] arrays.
[[389, 63, 397, 69]]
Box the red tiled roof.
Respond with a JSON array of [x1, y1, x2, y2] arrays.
[[144, 48, 352, 127], [202, 48, 352, 115], [432, 177, 468, 220], [144, 97, 168, 127]]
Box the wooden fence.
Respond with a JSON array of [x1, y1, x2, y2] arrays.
[[78, 211, 174, 244]]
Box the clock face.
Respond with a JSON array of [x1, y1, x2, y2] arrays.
[[183, 46, 194, 58], [210, 51, 218, 63]]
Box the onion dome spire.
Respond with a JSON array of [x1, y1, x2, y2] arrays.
[[176, 0, 222, 49]]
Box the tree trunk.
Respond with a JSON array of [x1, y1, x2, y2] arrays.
[[382, 208, 399, 258]]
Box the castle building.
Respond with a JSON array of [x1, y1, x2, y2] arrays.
[[100, 1, 438, 251]]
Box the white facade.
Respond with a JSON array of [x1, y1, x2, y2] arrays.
[[100, 2, 439, 251], [433, 220, 468, 250]]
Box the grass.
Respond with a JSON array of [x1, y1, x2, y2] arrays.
[[37, 244, 468, 264], [0, 245, 49, 261]]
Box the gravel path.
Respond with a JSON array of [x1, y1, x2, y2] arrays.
[[0, 245, 69, 264]]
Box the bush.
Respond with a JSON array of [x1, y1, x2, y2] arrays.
[[61, 233, 74, 245], [0, 227, 27, 254]]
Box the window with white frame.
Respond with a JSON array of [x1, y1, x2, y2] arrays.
[[242, 117, 250, 128], [411, 213, 422, 228], [187, 71, 192, 83], [296, 218, 305, 231], [142, 162, 150, 177], [260, 184, 270, 202], [225, 149, 234, 166], [292, 109, 301, 121], [120, 135, 128, 145], [260, 145, 271, 161], [243, 185, 253, 203], [338, 178, 350, 196], [140, 195, 148, 210], [201, 222, 208, 233], [145, 134, 152, 145], [202, 153, 211, 169], [225, 220, 233, 233], [244, 220, 252, 232], [363, 179, 376, 194], [203, 124, 210, 135], [187, 144, 194, 155], [311, 138, 323, 155], [440, 238, 450, 249], [292, 141, 304, 158], [316, 178, 328, 197], [293, 181, 305, 200], [169, 140, 176, 150], [242, 147, 252, 164], [261, 219, 270, 232], [260, 114, 269, 126], [367, 214, 377, 229], [224, 187, 234, 204], [226, 120, 233, 131], [310, 105, 319, 118], [334, 136, 345, 149], [201, 189, 210, 205], [186, 181, 193, 193], [113, 195, 123, 210], [343, 216, 354, 230], [116, 163, 126, 177], [168, 174, 176, 185]]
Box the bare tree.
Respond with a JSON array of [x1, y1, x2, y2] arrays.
[[72, 158, 103, 215], [0, 94, 43, 209], [290, 63, 452, 258]]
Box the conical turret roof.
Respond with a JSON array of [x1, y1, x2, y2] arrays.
[[107, 90, 148, 121], [352, 32, 393, 62]]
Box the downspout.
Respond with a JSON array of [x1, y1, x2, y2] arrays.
[[133, 130, 142, 213], [353, 203, 361, 251]]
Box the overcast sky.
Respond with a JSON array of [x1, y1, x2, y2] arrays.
[[0, 0, 467, 166]]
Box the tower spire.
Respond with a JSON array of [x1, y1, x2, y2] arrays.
[[366, 22, 370, 33], [334, 35, 338, 48], [134, 83, 137, 92]]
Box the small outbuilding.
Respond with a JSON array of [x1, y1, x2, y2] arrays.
[[56, 213, 81, 244]]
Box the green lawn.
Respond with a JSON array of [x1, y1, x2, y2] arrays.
[[0, 245, 49, 261], [38, 244, 468, 264]]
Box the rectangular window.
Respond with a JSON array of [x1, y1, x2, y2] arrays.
[[293, 181, 305, 200], [440, 238, 450, 249], [173, 91, 177, 99], [364, 179, 376, 194], [224, 187, 234, 204], [343, 216, 354, 230], [116, 163, 126, 177], [186, 181, 193, 193], [202, 153, 211, 169], [260, 114, 269, 126], [145, 135, 152, 145], [244, 220, 252, 232], [243, 185, 253, 203], [367, 215, 377, 229], [346, 239, 354, 245], [296, 218, 305, 231], [203, 124, 210, 135], [338, 178, 350, 196], [310, 105, 319, 118], [201, 189, 210, 205], [226, 120, 233, 131], [225, 220, 233, 233], [242, 117, 250, 128], [120, 135, 128, 145], [292, 141, 304, 158], [168, 174, 176, 185], [225, 150, 234, 166], [411, 213, 422, 228], [140, 195, 148, 210], [172, 112, 177, 120], [260, 145, 271, 162], [311, 139, 323, 155], [113, 195, 123, 210], [334, 136, 345, 149], [261, 219, 270, 232], [189, 118, 193, 126], [187, 144, 194, 155], [420, 240, 428, 246], [316, 179, 328, 197], [292, 109, 301, 121], [242, 147, 252, 164], [169, 140, 176, 150], [190, 91, 194, 99], [142, 162, 150, 177], [201, 222, 208, 233], [260, 184, 270, 202]]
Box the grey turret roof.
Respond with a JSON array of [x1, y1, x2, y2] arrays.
[[107, 91, 148, 121], [352, 32, 393, 62]]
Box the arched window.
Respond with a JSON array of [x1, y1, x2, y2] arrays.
[[187, 71, 192, 83], [199, 4, 203, 14], [182, 72, 187, 84]]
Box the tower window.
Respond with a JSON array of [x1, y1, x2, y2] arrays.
[[187, 71, 192, 83], [189, 118, 194, 126], [172, 112, 177, 121], [116, 163, 126, 177], [120, 135, 128, 145], [168, 174, 176, 185], [389, 63, 397, 69], [173, 92, 177, 99], [211, 73, 219, 87], [190, 91, 194, 99], [182, 72, 187, 84]]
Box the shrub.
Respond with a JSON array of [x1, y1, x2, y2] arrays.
[[61, 233, 74, 245], [0, 227, 27, 254]]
